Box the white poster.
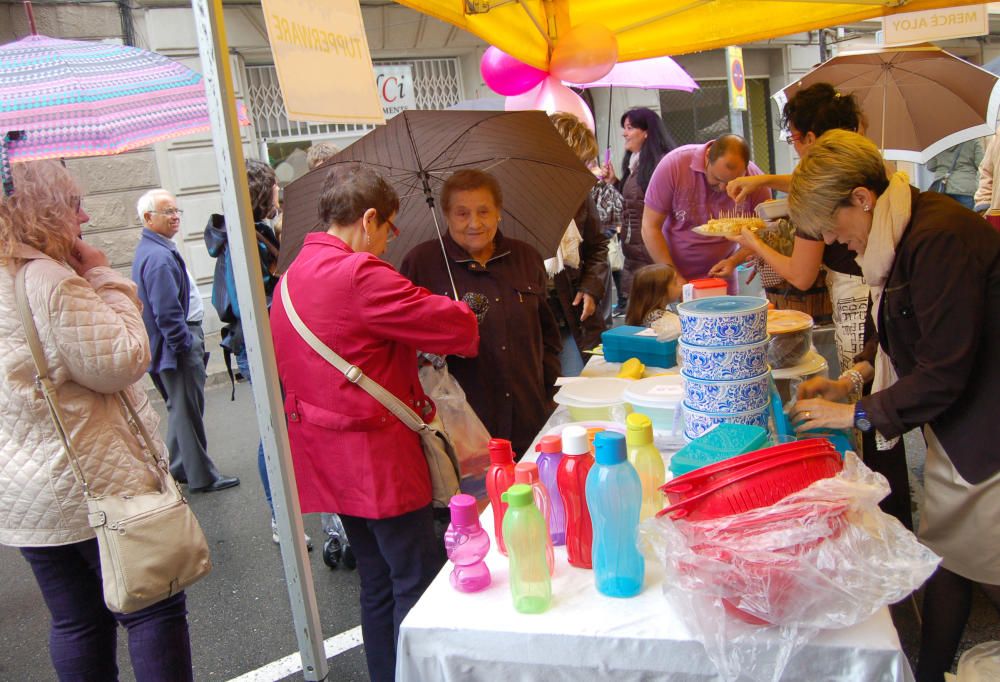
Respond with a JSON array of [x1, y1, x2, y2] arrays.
[[375, 65, 415, 118]]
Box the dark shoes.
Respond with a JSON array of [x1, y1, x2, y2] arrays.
[[189, 475, 240, 493]]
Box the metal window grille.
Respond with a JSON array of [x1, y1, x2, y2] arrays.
[[245, 57, 464, 142], [659, 79, 774, 173]]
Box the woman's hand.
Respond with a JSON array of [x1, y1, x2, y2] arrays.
[[573, 291, 596, 321], [724, 225, 764, 254], [66, 238, 109, 275], [787, 398, 855, 432], [726, 175, 767, 204], [796, 375, 853, 402], [602, 161, 618, 186]]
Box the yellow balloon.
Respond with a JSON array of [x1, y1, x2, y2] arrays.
[[549, 23, 618, 84]]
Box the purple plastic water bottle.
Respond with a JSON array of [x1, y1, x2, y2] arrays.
[[534, 435, 567, 545], [444, 494, 491, 593]]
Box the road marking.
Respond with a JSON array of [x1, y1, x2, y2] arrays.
[[227, 626, 363, 681]]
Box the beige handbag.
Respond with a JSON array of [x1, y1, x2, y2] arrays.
[[15, 264, 212, 614], [280, 275, 460, 508]]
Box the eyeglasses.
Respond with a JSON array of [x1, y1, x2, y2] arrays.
[[785, 132, 802, 146], [383, 216, 400, 243], [151, 209, 184, 217]]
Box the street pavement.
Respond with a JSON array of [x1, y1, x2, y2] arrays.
[[0, 380, 369, 682]]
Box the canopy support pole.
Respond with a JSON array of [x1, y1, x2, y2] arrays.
[[190, 1, 329, 680]]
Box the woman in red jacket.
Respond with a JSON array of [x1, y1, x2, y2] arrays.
[[270, 166, 479, 682]]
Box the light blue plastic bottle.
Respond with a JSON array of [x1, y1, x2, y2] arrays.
[[586, 431, 645, 598]]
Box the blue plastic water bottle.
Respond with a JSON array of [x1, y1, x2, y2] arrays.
[[586, 431, 645, 598]]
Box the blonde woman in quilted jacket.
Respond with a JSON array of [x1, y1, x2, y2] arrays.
[[0, 160, 194, 681]]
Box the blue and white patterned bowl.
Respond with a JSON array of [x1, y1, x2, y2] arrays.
[[678, 337, 769, 381], [678, 296, 769, 347], [682, 403, 770, 439], [682, 371, 770, 413]]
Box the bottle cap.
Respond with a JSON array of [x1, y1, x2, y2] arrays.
[[514, 461, 539, 485], [594, 431, 627, 465], [626, 413, 654, 446], [535, 435, 562, 454], [488, 438, 514, 465], [562, 425, 590, 456], [501, 483, 534, 507], [448, 493, 479, 526]]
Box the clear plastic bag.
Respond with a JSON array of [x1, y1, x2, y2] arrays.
[[947, 641, 1000, 682], [419, 364, 491, 492], [642, 453, 940, 682]]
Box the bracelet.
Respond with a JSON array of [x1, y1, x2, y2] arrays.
[[839, 369, 865, 403]]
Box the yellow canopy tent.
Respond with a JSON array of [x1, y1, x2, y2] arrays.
[[395, 0, 985, 69]]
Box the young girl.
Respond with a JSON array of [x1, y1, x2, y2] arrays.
[[625, 264, 683, 330]]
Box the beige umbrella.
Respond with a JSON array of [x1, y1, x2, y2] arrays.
[[775, 45, 1000, 164]]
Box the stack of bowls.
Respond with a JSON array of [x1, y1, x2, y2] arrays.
[[677, 296, 770, 438]]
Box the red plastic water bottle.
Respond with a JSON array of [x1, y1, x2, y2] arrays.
[[557, 425, 594, 569], [486, 438, 516, 556], [514, 461, 554, 575]]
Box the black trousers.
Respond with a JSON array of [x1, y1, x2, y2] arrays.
[[340, 505, 444, 682]]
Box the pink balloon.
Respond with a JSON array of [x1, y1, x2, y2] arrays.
[[480, 46, 549, 96], [549, 23, 618, 84], [504, 76, 596, 132]]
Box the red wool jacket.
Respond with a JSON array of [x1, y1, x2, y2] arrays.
[[270, 233, 479, 518]]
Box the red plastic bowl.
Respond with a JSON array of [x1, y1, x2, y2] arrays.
[[661, 438, 835, 506], [657, 449, 843, 521]]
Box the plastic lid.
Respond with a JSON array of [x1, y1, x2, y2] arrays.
[[562, 425, 590, 456], [625, 413, 654, 445], [767, 309, 813, 335], [488, 438, 514, 465], [501, 483, 534, 507], [514, 461, 539, 485], [593, 431, 627, 465], [690, 277, 727, 289], [677, 296, 768, 316], [623, 375, 684, 408], [448, 493, 479, 526], [554, 378, 629, 407], [535, 435, 562, 454]]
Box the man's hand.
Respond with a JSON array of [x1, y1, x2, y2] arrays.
[[707, 257, 738, 279], [66, 238, 109, 276], [573, 291, 596, 321]]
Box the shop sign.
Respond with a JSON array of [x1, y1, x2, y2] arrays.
[[882, 5, 988, 47], [727, 46, 747, 112], [261, 0, 385, 125], [374, 65, 415, 118]]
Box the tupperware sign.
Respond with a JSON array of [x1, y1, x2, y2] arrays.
[[375, 66, 414, 119]]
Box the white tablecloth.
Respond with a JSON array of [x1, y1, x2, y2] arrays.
[[397, 360, 915, 682]]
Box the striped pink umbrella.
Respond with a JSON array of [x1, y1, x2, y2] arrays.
[[0, 34, 249, 191]]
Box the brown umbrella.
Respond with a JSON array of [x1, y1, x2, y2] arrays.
[[278, 109, 596, 288], [776, 45, 1000, 164]]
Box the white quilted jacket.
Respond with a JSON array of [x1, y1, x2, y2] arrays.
[[0, 247, 164, 547]]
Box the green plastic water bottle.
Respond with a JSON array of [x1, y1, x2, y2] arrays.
[[501, 484, 552, 614], [626, 413, 665, 521]]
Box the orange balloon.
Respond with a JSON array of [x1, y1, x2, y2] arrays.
[[549, 23, 618, 84]]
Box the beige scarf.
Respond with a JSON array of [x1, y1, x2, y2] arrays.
[[544, 219, 583, 277], [858, 171, 911, 450]]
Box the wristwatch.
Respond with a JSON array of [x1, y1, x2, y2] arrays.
[[854, 403, 873, 433]]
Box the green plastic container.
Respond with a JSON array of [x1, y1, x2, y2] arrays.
[[501, 484, 552, 614], [668, 423, 770, 477]]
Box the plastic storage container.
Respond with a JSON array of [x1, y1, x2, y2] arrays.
[[501, 484, 552, 614], [678, 337, 770, 381], [534, 435, 567, 545], [587, 432, 644, 597], [623, 375, 684, 437], [601, 325, 678, 368], [443, 494, 491, 592], [766, 309, 814, 369], [553, 378, 630, 421], [625, 413, 665, 521], [668, 423, 770, 478], [677, 296, 769, 347], [514, 461, 555, 575], [681, 277, 728, 301], [682, 402, 770, 439], [485, 438, 516, 556], [557, 425, 594, 569]]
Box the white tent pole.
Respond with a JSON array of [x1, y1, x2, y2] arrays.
[[190, 1, 328, 680]]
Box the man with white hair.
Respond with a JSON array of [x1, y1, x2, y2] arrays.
[[132, 189, 239, 493]]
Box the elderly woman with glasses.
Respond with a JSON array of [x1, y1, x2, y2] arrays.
[[784, 129, 1000, 682], [269, 165, 477, 682]]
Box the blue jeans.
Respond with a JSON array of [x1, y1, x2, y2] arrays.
[[20, 539, 192, 681], [236, 349, 272, 514], [946, 193, 975, 210]]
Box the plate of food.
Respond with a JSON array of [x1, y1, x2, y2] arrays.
[[692, 215, 766, 237]]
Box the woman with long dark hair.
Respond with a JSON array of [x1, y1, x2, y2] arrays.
[[604, 107, 676, 314]]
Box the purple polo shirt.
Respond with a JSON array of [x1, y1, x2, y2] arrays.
[[644, 142, 771, 292]]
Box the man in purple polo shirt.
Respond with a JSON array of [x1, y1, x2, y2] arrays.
[[641, 134, 771, 293]]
